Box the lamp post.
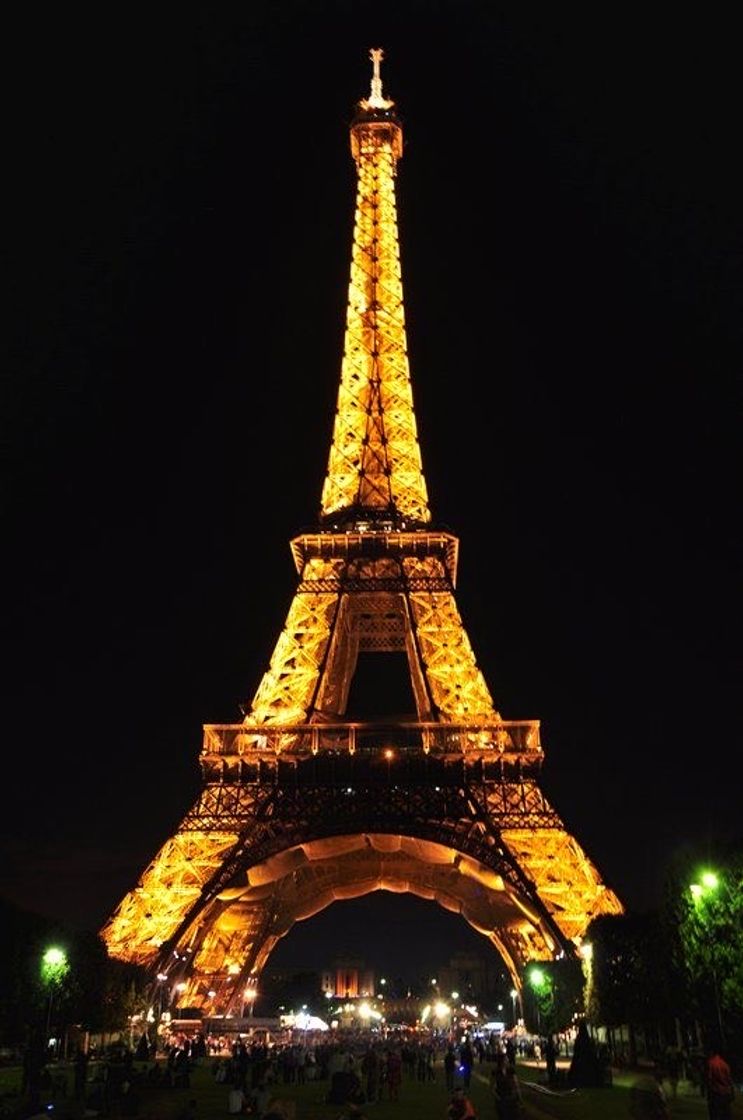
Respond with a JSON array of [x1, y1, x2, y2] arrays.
[[690, 870, 725, 1047], [41, 946, 69, 1059], [528, 968, 548, 1040], [510, 988, 518, 1028], [244, 975, 258, 1019], [156, 973, 168, 1023]]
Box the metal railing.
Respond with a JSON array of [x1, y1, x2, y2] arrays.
[[201, 720, 541, 760]]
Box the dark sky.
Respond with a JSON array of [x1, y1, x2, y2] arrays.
[[3, 4, 740, 978]]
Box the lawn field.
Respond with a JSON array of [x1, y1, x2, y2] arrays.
[[0, 1058, 737, 1119]]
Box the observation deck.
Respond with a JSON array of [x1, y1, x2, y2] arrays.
[[200, 720, 543, 785]]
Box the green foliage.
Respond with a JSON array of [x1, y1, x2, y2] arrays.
[[41, 946, 69, 988], [673, 846, 743, 1048], [0, 899, 55, 1043], [521, 956, 583, 1034], [98, 958, 152, 1034], [0, 897, 151, 1046], [584, 910, 680, 1029]]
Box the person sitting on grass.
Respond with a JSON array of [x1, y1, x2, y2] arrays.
[[629, 1073, 671, 1120], [448, 1085, 476, 1119]]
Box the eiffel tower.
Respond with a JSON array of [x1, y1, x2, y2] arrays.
[[102, 49, 623, 1014]]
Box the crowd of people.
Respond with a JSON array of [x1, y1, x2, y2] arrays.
[[212, 1033, 470, 1115], [201, 1030, 527, 1119], [10, 1021, 739, 1120]]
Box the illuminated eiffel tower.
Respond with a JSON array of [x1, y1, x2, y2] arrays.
[[102, 49, 623, 1015]]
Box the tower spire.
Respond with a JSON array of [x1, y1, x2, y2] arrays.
[[365, 47, 393, 110], [322, 48, 429, 529]]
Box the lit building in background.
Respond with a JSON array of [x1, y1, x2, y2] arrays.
[[321, 959, 376, 999]]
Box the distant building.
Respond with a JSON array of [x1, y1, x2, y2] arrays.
[[321, 958, 375, 999], [313, 950, 509, 1014], [437, 951, 507, 1005]]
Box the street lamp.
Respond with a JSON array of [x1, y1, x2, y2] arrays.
[[384, 748, 394, 784], [41, 946, 69, 1058], [155, 973, 169, 1022], [690, 870, 725, 1047], [510, 988, 518, 1027], [528, 968, 548, 1037], [244, 976, 258, 1019]]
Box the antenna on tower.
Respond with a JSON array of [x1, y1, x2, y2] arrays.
[[364, 46, 394, 110]]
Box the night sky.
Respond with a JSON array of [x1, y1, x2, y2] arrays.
[[3, 5, 740, 978]]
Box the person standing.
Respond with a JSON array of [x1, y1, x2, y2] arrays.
[[73, 1047, 90, 1101], [492, 1059, 523, 1120], [227, 1083, 246, 1115], [361, 1045, 379, 1103], [706, 1045, 735, 1120], [459, 1038, 474, 1089], [664, 1044, 683, 1101], [545, 1034, 558, 1087], [444, 1045, 456, 1091], [385, 1047, 402, 1104]]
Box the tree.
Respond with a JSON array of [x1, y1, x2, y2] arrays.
[[0, 898, 53, 1045], [0, 897, 150, 1049], [41, 944, 70, 1053], [584, 842, 743, 1073], [585, 911, 679, 1063], [671, 843, 743, 1061], [522, 956, 583, 1035]]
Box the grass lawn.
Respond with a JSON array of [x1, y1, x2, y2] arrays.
[[0, 1059, 737, 1119]]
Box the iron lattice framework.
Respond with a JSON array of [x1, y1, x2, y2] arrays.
[[101, 50, 623, 1014]]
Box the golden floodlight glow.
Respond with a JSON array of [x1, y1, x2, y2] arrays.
[[100, 47, 624, 1014]]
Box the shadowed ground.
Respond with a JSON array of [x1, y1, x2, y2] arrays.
[[0, 1056, 734, 1119]]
